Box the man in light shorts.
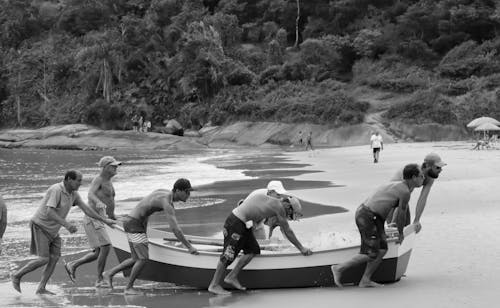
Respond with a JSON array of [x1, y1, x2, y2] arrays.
[[208, 180, 313, 295], [64, 156, 121, 287], [103, 178, 199, 295], [11, 170, 115, 294]]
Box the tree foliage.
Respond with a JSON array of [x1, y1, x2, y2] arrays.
[[2, 0, 500, 128]]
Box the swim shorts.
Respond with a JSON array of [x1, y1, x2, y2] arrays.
[[220, 213, 260, 265], [355, 205, 387, 259], [373, 147, 381, 153], [123, 215, 149, 260]]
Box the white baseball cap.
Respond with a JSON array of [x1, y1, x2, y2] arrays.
[[267, 180, 288, 195]]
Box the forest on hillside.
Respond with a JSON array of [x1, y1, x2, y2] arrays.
[[1, 0, 500, 130]]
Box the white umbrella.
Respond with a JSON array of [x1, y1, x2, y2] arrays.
[[474, 122, 500, 139], [466, 116, 500, 128]]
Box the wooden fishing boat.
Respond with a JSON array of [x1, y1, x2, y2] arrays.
[[105, 224, 417, 289]]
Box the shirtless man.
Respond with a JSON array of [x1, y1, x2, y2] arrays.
[[103, 178, 198, 295], [208, 180, 313, 295], [386, 153, 446, 233], [331, 164, 424, 288], [11, 170, 115, 294], [64, 156, 121, 287]]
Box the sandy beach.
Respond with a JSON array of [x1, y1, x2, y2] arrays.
[[1, 140, 499, 307]]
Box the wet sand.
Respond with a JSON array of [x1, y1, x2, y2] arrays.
[[2, 141, 499, 307]]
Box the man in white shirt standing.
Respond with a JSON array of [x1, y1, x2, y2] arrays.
[[370, 131, 383, 163]]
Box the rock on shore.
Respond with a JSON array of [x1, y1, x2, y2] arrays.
[[0, 121, 470, 151]]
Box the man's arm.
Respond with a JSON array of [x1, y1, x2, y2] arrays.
[[162, 200, 198, 255], [413, 180, 434, 233], [395, 195, 410, 243], [275, 215, 312, 256], [46, 207, 78, 233], [75, 193, 115, 227]]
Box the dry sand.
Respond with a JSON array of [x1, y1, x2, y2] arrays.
[[2, 141, 498, 307]]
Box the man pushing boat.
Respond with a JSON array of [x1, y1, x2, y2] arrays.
[[208, 180, 312, 295], [103, 178, 199, 295]]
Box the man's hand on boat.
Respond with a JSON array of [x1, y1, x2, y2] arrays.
[[103, 218, 117, 227], [413, 221, 422, 233], [396, 232, 404, 244], [187, 245, 199, 255], [300, 247, 313, 256]]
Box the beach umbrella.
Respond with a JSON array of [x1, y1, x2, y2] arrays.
[[466, 116, 500, 128], [474, 122, 500, 139]]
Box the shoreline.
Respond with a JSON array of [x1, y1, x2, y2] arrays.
[[0, 122, 472, 151]]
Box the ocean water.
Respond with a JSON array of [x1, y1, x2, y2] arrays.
[[0, 147, 252, 265]]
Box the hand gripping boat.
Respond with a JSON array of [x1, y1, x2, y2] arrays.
[[105, 224, 417, 289]]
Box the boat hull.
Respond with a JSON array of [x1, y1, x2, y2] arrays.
[[106, 225, 416, 289]]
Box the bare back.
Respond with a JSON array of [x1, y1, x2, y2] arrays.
[[128, 189, 173, 223], [364, 182, 411, 219], [232, 189, 284, 223]]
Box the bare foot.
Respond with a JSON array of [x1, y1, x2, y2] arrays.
[[208, 284, 231, 295], [36, 289, 56, 295], [124, 288, 143, 295], [359, 279, 384, 288], [63, 260, 76, 283], [102, 272, 114, 289], [12, 275, 21, 293], [223, 277, 246, 291], [330, 265, 343, 288], [95, 279, 111, 288]]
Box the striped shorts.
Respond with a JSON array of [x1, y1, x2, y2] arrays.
[[126, 232, 149, 260]]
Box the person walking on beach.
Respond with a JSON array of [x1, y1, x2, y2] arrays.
[[131, 114, 139, 132], [208, 180, 313, 295], [331, 164, 424, 288], [64, 156, 121, 287], [370, 131, 383, 163], [0, 196, 7, 255], [11, 170, 116, 294], [103, 178, 199, 295], [386, 153, 446, 234], [297, 131, 303, 146], [305, 131, 314, 151]]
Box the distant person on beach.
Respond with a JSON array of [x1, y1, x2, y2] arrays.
[[103, 178, 198, 295], [0, 196, 7, 255], [138, 116, 144, 132], [64, 156, 121, 287], [131, 114, 139, 132], [208, 180, 312, 295], [386, 153, 446, 234], [297, 131, 303, 146], [370, 131, 383, 163], [305, 131, 314, 151], [331, 164, 424, 288], [11, 170, 115, 294]]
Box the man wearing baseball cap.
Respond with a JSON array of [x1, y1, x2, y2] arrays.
[[208, 180, 312, 295], [64, 156, 122, 287], [387, 152, 446, 233], [103, 178, 198, 295]]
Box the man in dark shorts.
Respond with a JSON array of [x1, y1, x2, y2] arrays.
[[208, 180, 312, 295], [331, 164, 424, 288], [103, 178, 198, 295], [386, 153, 446, 233], [370, 131, 383, 163], [11, 170, 115, 294]]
